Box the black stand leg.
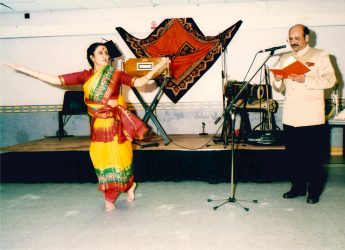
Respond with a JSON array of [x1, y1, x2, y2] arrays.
[[208, 109, 258, 211], [132, 77, 171, 146], [208, 52, 278, 211], [56, 113, 70, 140], [208, 197, 258, 211]]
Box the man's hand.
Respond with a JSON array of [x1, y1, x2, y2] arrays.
[[274, 74, 284, 81], [288, 73, 306, 83]]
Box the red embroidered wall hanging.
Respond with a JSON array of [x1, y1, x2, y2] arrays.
[[116, 18, 243, 103]]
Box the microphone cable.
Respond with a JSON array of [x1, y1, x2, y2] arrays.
[[168, 121, 226, 150]]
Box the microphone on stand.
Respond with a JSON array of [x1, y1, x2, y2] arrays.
[[258, 45, 286, 53]]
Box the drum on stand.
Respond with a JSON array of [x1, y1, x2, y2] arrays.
[[224, 80, 271, 102], [223, 80, 276, 142], [247, 84, 272, 104], [224, 80, 248, 101]]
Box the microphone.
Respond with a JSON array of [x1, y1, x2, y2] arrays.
[[258, 45, 286, 53]]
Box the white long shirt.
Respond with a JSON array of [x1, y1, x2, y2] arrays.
[[272, 45, 336, 127]]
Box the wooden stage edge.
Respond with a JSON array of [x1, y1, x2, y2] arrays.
[[2, 135, 342, 184], [0, 134, 285, 153]]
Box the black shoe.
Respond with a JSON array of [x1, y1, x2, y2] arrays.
[[283, 190, 306, 199], [307, 196, 319, 204]]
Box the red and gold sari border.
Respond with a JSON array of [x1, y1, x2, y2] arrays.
[[98, 175, 134, 192], [98, 178, 134, 193], [95, 163, 133, 180]]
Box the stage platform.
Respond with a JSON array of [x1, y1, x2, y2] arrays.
[[0, 134, 291, 184], [0, 134, 285, 152]]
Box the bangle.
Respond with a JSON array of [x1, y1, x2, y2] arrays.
[[36, 71, 41, 79], [130, 77, 137, 87]]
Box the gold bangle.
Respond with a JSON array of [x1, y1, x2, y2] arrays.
[[130, 77, 137, 87]]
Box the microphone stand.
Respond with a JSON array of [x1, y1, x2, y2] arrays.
[[208, 50, 276, 211], [213, 33, 231, 145]]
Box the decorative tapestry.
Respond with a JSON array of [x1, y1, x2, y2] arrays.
[[116, 18, 243, 103]]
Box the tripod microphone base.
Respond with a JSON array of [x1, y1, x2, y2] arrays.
[[207, 196, 258, 211]]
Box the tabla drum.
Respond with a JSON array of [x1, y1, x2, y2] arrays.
[[224, 80, 248, 100], [248, 84, 271, 101], [224, 81, 272, 104]]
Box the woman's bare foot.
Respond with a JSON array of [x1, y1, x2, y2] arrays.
[[105, 200, 116, 211], [127, 182, 137, 202]]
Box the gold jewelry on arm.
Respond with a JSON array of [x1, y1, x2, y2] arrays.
[[59, 75, 65, 86], [131, 77, 137, 87]]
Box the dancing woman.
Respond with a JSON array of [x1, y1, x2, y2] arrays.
[[6, 42, 170, 211]]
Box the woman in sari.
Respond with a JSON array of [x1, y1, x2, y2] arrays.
[[6, 42, 170, 211]]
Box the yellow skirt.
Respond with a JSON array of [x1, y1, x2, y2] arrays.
[[89, 117, 134, 192]]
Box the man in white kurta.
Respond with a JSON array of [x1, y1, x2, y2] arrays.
[[272, 24, 336, 204]]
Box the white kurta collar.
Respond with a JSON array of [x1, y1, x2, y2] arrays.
[[293, 44, 310, 58]]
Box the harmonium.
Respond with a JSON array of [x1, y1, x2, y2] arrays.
[[122, 57, 171, 78]]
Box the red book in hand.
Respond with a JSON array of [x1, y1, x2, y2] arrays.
[[270, 57, 310, 78]]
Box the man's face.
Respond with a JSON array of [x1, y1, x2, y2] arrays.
[[288, 26, 309, 53]]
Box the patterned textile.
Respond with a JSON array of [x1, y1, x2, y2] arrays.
[[83, 66, 147, 192], [84, 66, 147, 143], [116, 18, 243, 103]]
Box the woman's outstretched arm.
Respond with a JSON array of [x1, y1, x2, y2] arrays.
[[133, 57, 170, 88], [5, 63, 61, 85]]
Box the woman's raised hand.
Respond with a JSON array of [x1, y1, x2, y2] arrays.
[[4, 62, 61, 85], [4, 63, 27, 73], [154, 57, 170, 76], [133, 57, 171, 87], [146, 57, 170, 80], [4, 63, 41, 78]]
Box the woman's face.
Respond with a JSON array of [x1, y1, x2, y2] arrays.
[[90, 45, 109, 69]]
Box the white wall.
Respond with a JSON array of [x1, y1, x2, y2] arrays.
[[1, 0, 344, 106]]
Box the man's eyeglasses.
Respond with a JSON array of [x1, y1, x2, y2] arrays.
[[287, 37, 303, 43]]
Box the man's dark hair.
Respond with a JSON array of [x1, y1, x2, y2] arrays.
[[303, 26, 310, 38]]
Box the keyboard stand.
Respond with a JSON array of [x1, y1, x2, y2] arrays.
[[131, 77, 171, 145]]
